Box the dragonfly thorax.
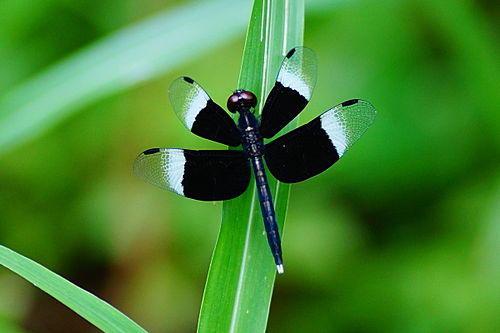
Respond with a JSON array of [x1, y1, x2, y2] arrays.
[[237, 109, 263, 157]]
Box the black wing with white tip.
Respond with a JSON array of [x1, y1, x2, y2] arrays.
[[169, 77, 241, 146], [260, 47, 317, 139], [264, 99, 376, 183], [134, 148, 251, 201]]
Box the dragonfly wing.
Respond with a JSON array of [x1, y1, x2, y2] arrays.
[[265, 99, 376, 183], [260, 47, 317, 139], [134, 148, 250, 201], [169, 76, 241, 146]]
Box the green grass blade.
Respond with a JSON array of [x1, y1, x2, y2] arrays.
[[198, 1, 304, 332], [0, 0, 251, 156], [0, 245, 146, 332]]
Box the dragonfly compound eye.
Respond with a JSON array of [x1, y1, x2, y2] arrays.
[[227, 90, 257, 113]]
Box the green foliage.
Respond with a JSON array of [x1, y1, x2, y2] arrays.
[[0, 245, 146, 332]]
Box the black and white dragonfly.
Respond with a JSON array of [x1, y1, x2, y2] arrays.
[[134, 47, 376, 274]]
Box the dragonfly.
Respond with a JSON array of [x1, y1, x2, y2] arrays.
[[134, 47, 376, 274]]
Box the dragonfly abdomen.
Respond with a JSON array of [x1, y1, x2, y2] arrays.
[[251, 156, 284, 273]]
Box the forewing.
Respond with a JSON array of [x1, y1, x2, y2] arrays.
[[134, 148, 250, 201], [260, 47, 317, 138], [264, 99, 376, 183], [169, 77, 241, 146]]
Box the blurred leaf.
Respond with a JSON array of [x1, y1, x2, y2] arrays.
[[197, 0, 304, 332], [0, 319, 26, 333], [0, 0, 252, 155], [0, 245, 146, 332], [0, 0, 348, 157]]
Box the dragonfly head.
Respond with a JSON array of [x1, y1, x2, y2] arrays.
[[227, 90, 257, 113]]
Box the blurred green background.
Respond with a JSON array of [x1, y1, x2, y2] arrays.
[[1, 0, 499, 332]]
